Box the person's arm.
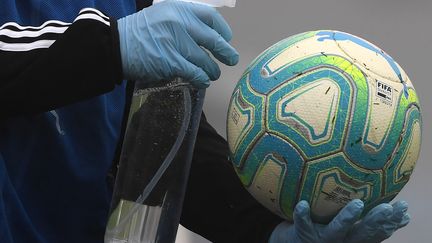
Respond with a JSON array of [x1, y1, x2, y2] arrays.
[[1, 1, 239, 119], [181, 114, 283, 243], [0, 8, 123, 118]]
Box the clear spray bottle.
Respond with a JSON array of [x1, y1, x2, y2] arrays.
[[104, 1, 236, 243], [105, 79, 205, 243]]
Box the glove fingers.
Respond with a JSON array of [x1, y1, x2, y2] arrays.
[[194, 48, 221, 80], [293, 201, 317, 243], [345, 203, 394, 243], [390, 201, 408, 224], [389, 200, 410, 228], [188, 24, 239, 66], [177, 37, 221, 81], [398, 213, 411, 228], [322, 199, 364, 241], [384, 201, 410, 233], [187, 2, 233, 41], [174, 56, 210, 88]]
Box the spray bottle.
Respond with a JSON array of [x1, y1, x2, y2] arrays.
[[104, 1, 236, 243]]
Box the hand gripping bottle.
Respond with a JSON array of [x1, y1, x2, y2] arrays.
[[105, 2, 236, 242]]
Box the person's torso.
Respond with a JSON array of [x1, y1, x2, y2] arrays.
[[0, 1, 136, 242]]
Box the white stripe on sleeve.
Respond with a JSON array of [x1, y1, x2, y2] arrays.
[[79, 8, 110, 20], [74, 13, 110, 26], [0, 20, 70, 31], [0, 40, 56, 51], [0, 8, 111, 52], [0, 26, 69, 38]]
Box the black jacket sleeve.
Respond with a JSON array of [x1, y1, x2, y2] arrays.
[[0, 8, 123, 118], [181, 114, 284, 243]]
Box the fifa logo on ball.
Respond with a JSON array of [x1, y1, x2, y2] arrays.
[[376, 80, 393, 105]]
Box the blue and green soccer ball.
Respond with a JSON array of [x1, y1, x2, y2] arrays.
[[226, 30, 422, 223]]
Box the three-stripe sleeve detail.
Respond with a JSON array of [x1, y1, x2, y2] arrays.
[[0, 8, 111, 52]]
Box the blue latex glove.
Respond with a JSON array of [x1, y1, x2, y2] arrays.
[[269, 200, 410, 243], [117, 0, 239, 88]]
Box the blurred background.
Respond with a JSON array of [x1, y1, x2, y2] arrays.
[[177, 0, 432, 242]]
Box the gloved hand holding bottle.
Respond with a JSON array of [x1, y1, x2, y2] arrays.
[[269, 199, 410, 243], [117, 0, 239, 88]]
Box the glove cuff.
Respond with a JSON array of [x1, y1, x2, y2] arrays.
[[117, 16, 131, 80]]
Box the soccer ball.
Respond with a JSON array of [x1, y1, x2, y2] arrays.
[[226, 30, 422, 223]]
